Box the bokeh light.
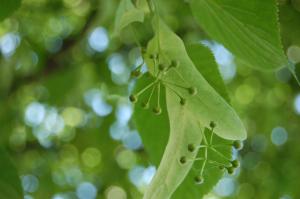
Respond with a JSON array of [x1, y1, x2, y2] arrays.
[[88, 27, 109, 52], [76, 182, 97, 199], [271, 126, 288, 146]]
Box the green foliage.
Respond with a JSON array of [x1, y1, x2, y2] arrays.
[[189, 0, 287, 71], [0, 0, 21, 21], [114, 0, 144, 36], [0, 148, 23, 199], [1, 0, 300, 198], [132, 17, 245, 199]]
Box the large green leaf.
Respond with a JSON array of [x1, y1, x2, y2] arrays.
[[134, 17, 246, 199], [0, 0, 21, 21], [0, 148, 23, 199], [190, 0, 287, 71], [114, 0, 144, 36], [134, 40, 234, 199]]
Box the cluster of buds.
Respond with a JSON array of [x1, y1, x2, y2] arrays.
[[129, 49, 198, 115], [178, 122, 244, 185]]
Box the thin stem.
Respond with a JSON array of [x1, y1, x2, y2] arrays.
[[146, 82, 157, 104], [209, 147, 232, 161], [211, 144, 232, 148], [209, 131, 214, 145], [208, 160, 230, 167], [136, 81, 157, 96], [163, 84, 184, 100], [187, 157, 205, 162], [200, 147, 208, 176], [200, 127, 208, 145], [162, 80, 188, 90], [174, 69, 188, 84], [157, 82, 161, 107], [196, 145, 209, 149]]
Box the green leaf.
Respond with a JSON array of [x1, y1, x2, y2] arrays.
[[147, 17, 246, 140], [0, 0, 21, 21], [134, 17, 246, 199], [133, 75, 169, 166], [114, 0, 144, 36], [186, 44, 230, 103], [189, 0, 288, 71], [0, 148, 23, 199]]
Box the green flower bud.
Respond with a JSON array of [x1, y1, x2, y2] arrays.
[[141, 102, 149, 109], [179, 156, 187, 164], [209, 121, 216, 129], [158, 63, 167, 71], [226, 166, 235, 175], [188, 87, 197, 95], [129, 94, 138, 103], [194, 175, 204, 184], [171, 60, 180, 68], [231, 160, 240, 168], [233, 140, 243, 150], [131, 70, 141, 78], [180, 98, 186, 106], [152, 107, 162, 115], [187, 144, 195, 152], [149, 53, 158, 59]]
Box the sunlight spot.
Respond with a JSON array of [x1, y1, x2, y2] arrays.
[[44, 108, 65, 134], [109, 122, 130, 140], [271, 126, 288, 146], [76, 182, 97, 199], [84, 89, 112, 116], [287, 45, 300, 63], [214, 177, 236, 197], [122, 130, 142, 150], [105, 186, 127, 199], [21, 174, 39, 193], [116, 103, 133, 125], [294, 94, 300, 115], [81, 148, 102, 168], [25, 102, 46, 127], [0, 33, 20, 57], [88, 27, 109, 52]]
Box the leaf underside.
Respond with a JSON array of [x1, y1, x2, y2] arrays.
[[134, 17, 246, 199]]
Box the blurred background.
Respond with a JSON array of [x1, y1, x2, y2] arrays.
[[0, 0, 300, 198]]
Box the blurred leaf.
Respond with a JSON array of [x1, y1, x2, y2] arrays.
[[0, 0, 21, 21], [114, 0, 144, 36], [0, 148, 23, 199], [190, 0, 287, 71]]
